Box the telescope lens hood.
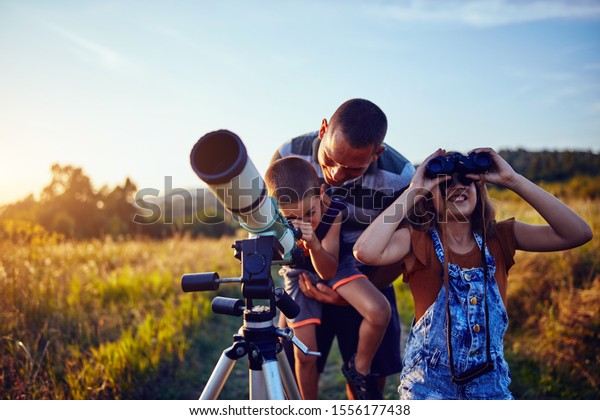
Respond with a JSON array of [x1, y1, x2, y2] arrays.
[[191, 130, 248, 185]]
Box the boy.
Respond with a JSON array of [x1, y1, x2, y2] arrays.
[[265, 156, 391, 399]]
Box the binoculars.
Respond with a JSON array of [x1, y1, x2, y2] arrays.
[[425, 151, 492, 186]]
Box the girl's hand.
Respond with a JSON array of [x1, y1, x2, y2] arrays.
[[410, 148, 451, 193], [466, 147, 519, 188]]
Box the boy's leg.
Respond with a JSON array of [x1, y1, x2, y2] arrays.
[[335, 277, 391, 376], [292, 324, 319, 400]]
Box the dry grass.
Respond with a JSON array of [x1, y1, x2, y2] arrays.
[[1, 192, 598, 399]]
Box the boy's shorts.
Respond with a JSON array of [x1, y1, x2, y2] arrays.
[[281, 253, 366, 328], [282, 268, 322, 328]]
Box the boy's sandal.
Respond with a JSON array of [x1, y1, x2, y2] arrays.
[[341, 354, 382, 400]]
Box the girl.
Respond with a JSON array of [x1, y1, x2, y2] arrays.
[[353, 148, 592, 399]]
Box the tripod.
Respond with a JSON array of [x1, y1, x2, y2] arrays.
[[182, 235, 320, 400]]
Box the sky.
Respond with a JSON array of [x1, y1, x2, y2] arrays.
[[1, 0, 599, 205]]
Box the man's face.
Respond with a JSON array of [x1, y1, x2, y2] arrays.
[[317, 129, 378, 187]]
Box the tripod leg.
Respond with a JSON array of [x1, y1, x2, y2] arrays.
[[250, 368, 268, 400], [277, 350, 301, 400], [262, 360, 286, 400], [200, 351, 237, 400]]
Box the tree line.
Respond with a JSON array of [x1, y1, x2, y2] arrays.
[[498, 149, 600, 183], [0, 164, 237, 240], [1, 149, 598, 239]]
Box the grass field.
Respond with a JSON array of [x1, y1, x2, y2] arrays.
[[1, 195, 598, 399]]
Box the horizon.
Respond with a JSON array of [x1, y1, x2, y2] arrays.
[[1, 146, 597, 208], [2, 0, 599, 206]]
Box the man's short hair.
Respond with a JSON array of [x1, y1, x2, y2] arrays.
[[329, 98, 388, 150], [265, 156, 320, 205]]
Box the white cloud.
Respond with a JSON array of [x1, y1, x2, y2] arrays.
[[43, 22, 125, 71], [152, 25, 198, 50], [370, 0, 600, 27]]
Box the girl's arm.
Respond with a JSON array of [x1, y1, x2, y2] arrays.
[[354, 149, 449, 266], [296, 213, 341, 280], [469, 148, 593, 252]]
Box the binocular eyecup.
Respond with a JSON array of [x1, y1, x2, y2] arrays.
[[425, 151, 492, 185]]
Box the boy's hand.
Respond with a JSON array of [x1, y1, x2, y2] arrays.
[[293, 221, 319, 250]]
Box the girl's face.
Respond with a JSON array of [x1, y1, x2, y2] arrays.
[[432, 175, 478, 221]]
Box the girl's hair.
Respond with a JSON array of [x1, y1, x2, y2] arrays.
[[403, 179, 497, 237]]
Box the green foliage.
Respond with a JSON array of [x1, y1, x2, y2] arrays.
[[498, 149, 600, 183], [1, 165, 139, 239], [393, 276, 415, 328]]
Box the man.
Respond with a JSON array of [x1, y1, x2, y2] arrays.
[[272, 98, 415, 399]]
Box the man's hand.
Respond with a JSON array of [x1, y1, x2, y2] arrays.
[[298, 273, 349, 306]]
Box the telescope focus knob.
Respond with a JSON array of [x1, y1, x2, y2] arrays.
[[245, 252, 266, 274]]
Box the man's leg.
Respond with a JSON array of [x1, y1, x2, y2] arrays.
[[320, 303, 361, 399], [369, 286, 403, 393], [315, 303, 337, 375]]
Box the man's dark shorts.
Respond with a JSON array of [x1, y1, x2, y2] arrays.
[[315, 285, 403, 377]]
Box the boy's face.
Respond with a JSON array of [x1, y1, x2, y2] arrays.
[[279, 194, 322, 230]]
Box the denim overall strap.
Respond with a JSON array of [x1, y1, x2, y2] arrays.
[[430, 229, 496, 277], [472, 231, 497, 277], [431, 228, 493, 383], [399, 229, 512, 399]]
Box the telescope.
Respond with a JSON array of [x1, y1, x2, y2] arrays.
[[190, 129, 297, 261], [181, 130, 317, 400]]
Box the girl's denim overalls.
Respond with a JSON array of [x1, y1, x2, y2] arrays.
[[399, 229, 513, 399]]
